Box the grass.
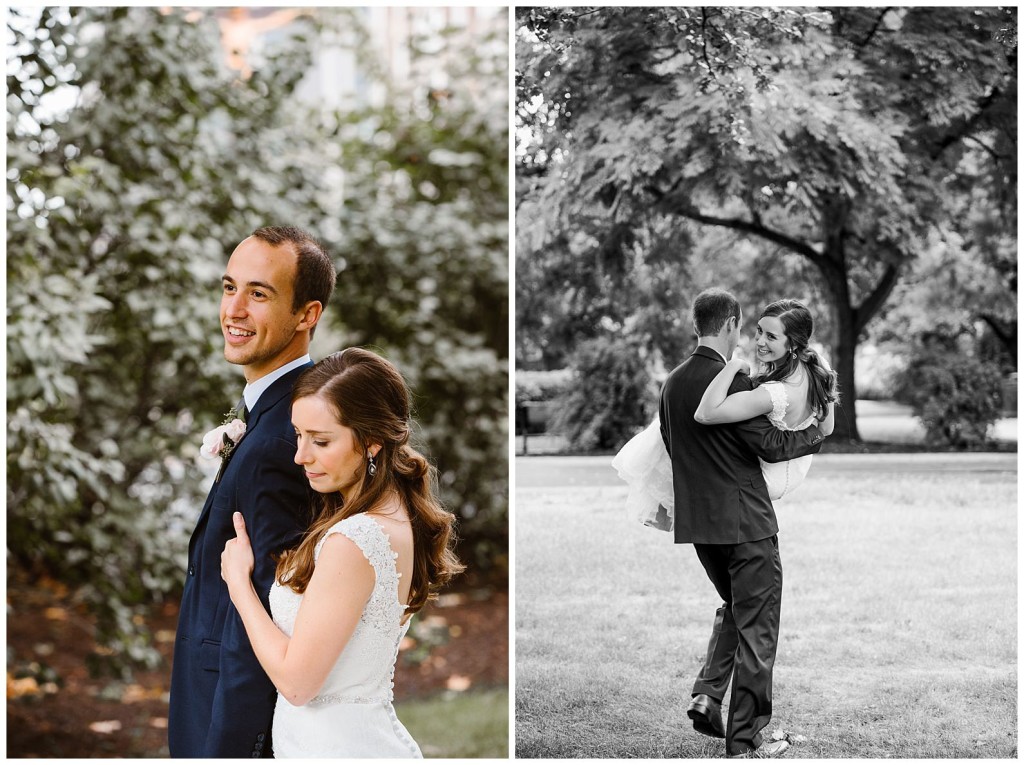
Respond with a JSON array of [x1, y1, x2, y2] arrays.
[[397, 687, 509, 758], [515, 468, 1017, 758]]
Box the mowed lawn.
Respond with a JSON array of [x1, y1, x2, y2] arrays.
[[398, 687, 508, 758], [515, 465, 1017, 758]]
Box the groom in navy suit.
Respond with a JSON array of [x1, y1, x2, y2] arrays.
[[168, 227, 336, 757], [660, 288, 825, 758]]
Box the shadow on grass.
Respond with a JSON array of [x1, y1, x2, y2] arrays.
[[397, 686, 508, 758]]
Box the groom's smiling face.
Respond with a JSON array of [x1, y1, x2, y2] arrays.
[[221, 237, 307, 381]]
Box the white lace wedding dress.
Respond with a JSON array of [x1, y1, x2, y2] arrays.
[[268, 513, 422, 758], [613, 367, 817, 531]]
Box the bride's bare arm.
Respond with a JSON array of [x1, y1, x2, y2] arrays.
[[695, 358, 774, 425], [222, 513, 374, 707]]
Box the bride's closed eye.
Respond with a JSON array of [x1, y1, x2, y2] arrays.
[[294, 430, 330, 448]]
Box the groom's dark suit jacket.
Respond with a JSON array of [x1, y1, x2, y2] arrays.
[[660, 346, 823, 545], [169, 362, 313, 758]]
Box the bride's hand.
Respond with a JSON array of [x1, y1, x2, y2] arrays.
[[728, 354, 751, 376], [221, 512, 255, 593]]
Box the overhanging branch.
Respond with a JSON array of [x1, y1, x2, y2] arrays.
[[930, 86, 1003, 161], [669, 199, 824, 266], [857, 7, 893, 48], [979, 312, 1016, 349]]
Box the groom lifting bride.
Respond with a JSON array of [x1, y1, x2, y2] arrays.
[[659, 288, 828, 758]]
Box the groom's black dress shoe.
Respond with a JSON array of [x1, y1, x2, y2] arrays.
[[728, 740, 790, 758], [687, 694, 725, 739]]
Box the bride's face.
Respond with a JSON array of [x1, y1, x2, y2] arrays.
[[291, 394, 377, 495], [754, 316, 789, 364]]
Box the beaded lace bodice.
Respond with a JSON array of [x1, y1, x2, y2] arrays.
[[269, 513, 410, 706], [758, 366, 817, 501], [761, 366, 816, 432]]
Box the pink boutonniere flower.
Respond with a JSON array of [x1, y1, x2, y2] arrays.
[[200, 413, 247, 462]]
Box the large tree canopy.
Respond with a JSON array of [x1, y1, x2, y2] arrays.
[[517, 6, 1016, 441]]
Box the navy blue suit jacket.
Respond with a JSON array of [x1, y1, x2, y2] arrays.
[[168, 362, 313, 758], [660, 347, 824, 545]]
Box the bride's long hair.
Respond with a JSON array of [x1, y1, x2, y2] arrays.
[[275, 348, 464, 616], [753, 299, 840, 419]]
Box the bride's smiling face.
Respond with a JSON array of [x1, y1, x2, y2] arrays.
[[755, 316, 790, 364], [291, 394, 378, 495]]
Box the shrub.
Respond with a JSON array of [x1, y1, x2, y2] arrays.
[[550, 335, 656, 452], [894, 346, 1004, 449], [515, 369, 572, 405], [856, 344, 909, 401]]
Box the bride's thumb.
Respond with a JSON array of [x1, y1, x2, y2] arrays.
[[232, 511, 249, 541]]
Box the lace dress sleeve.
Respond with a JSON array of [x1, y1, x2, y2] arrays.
[[760, 381, 789, 429]]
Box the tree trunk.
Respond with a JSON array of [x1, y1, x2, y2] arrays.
[[832, 299, 861, 442], [817, 196, 861, 442], [815, 197, 902, 443]]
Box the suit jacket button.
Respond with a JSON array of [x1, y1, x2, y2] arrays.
[[257, 733, 265, 742], [188, 564, 195, 576]]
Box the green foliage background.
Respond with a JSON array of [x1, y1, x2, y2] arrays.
[[7, 7, 508, 673]]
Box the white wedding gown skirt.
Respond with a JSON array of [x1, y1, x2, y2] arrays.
[[269, 513, 423, 758], [611, 418, 675, 528], [272, 698, 420, 758], [614, 382, 815, 531]]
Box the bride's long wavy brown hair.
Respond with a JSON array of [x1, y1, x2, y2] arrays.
[[275, 348, 464, 616]]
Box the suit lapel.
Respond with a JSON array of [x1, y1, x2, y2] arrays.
[[190, 361, 314, 557]]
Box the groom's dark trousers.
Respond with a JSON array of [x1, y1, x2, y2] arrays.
[[660, 347, 823, 755], [168, 363, 312, 758]]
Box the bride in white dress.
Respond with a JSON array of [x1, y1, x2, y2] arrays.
[[613, 299, 837, 529], [221, 348, 464, 757]]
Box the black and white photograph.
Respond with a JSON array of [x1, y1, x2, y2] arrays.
[[515, 6, 1017, 759]]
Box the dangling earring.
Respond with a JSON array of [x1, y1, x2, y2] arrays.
[[790, 349, 797, 360], [367, 452, 377, 477]]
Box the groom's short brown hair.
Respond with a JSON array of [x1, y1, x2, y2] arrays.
[[250, 226, 336, 338], [692, 288, 741, 337]]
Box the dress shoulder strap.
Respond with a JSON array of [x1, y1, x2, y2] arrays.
[[760, 380, 789, 425], [315, 513, 398, 583]]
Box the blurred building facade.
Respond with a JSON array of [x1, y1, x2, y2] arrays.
[[213, 6, 505, 107]]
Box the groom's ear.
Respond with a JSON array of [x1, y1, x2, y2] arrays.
[[295, 300, 323, 333]]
